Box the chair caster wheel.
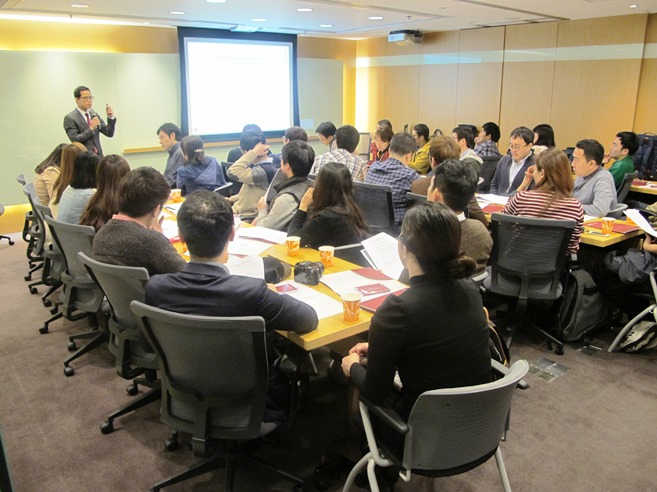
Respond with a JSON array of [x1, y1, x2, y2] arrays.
[[555, 346, 564, 356], [43, 299, 52, 307], [24, 275, 31, 281], [314, 476, 330, 491], [294, 484, 308, 492], [164, 438, 179, 452], [100, 421, 114, 434], [126, 384, 139, 396], [8, 240, 14, 246], [29, 286, 38, 294], [68, 341, 77, 351], [64, 366, 74, 377], [50, 306, 58, 315], [39, 326, 48, 334]]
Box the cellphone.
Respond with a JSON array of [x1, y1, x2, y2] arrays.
[[276, 284, 298, 293]]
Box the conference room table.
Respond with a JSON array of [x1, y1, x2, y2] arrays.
[[163, 204, 374, 352], [630, 179, 657, 196]]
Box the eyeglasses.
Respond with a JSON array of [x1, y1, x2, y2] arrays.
[[79, 96, 94, 100], [509, 143, 529, 151]]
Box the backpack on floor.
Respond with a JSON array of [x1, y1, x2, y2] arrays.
[[556, 267, 609, 341]]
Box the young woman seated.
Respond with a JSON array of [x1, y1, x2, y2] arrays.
[[176, 135, 226, 196], [57, 152, 100, 225]]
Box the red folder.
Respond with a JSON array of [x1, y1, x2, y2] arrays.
[[361, 289, 408, 313], [585, 221, 640, 234], [482, 203, 505, 213]]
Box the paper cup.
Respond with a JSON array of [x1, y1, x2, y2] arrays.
[[286, 236, 300, 257], [601, 217, 615, 235], [341, 292, 362, 322], [319, 245, 335, 267], [169, 188, 182, 202]]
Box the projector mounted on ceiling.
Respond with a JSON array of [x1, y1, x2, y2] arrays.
[[388, 30, 422, 45]]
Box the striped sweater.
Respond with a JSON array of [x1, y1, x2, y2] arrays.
[[502, 190, 584, 255]]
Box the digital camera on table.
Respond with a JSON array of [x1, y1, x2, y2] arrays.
[[294, 261, 325, 286]]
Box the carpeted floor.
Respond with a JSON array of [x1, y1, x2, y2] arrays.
[[1, 233, 657, 492]]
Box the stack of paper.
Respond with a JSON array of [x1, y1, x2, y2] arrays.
[[321, 269, 406, 301], [226, 255, 264, 279], [236, 226, 287, 244], [360, 233, 404, 280], [275, 280, 343, 319]]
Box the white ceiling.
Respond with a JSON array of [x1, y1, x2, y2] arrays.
[[1, 0, 655, 39]]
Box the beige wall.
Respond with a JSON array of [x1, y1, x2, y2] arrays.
[[354, 13, 657, 148]]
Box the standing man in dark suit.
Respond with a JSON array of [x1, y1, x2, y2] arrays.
[[489, 126, 535, 197], [63, 85, 116, 157]]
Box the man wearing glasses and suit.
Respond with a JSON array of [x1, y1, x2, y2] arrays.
[[489, 126, 535, 197], [63, 85, 117, 157]]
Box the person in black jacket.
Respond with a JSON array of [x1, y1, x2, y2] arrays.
[[287, 161, 368, 249]]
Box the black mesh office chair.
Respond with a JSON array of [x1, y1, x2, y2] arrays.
[[30, 203, 63, 309], [483, 213, 575, 354], [478, 155, 501, 193], [213, 182, 233, 198], [221, 161, 243, 195], [43, 216, 106, 376], [130, 301, 307, 492], [353, 182, 394, 235], [617, 171, 638, 203], [78, 253, 161, 434], [343, 360, 529, 492], [0, 204, 14, 246], [405, 191, 427, 206], [22, 184, 45, 281]]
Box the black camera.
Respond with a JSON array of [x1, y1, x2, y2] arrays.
[[293, 261, 325, 286]]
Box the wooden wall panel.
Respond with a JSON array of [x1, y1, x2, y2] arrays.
[[355, 38, 388, 132], [417, 32, 459, 137], [499, 22, 558, 143], [634, 14, 657, 133], [455, 27, 504, 129]]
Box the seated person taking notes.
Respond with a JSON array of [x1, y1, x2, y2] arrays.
[[253, 141, 315, 231], [341, 202, 491, 421], [92, 167, 185, 275], [572, 139, 617, 217]]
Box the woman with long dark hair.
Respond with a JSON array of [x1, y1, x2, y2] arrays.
[[504, 147, 584, 255], [57, 152, 100, 224], [176, 135, 226, 195], [33, 143, 67, 205], [341, 201, 491, 420], [532, 123, 556, 155], [49, 142, 86, 217], [79, 155, 131, 231], [288, 161, 368, 248]]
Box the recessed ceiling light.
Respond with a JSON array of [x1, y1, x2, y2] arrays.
[[297, 8, 313, 12], [207, 0, 227, 3], [630, 3, 637, 7], [320, 24, 333, 28], [368, 16, 384, 20], [70, 3, 89, 7], [169, 11, 185, 15], [251, 18, 266, 22]]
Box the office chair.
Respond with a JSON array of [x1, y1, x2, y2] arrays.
[[607, 268, 657, 352], [78, 253, 161, 434], [606, 203, 628, 219], [343, 360, 529, 492], [42, 216, 107, 376], [478, 155, 501, 193], [213, 182, 233, 198], [353, 182, 395, 235], [334, 243, 370, 268], [30, 203, 63, 309], [16, 173, 32, 244], [483, 213, 575, 354], [130, 301, 307, 492], [0, 204, 14, 245], [616, 171, 638, 203], [21, 184, 45, 280], [221, 161, 243, 195]]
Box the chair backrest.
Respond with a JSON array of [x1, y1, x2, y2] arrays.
[[617, 171, 638, 203], [221, 161, 243, 195], [79, 253, 149, 331], [213, 182, 233, 198], [488, 213, 574, 301], [353, 181, 394, 233], [43, 215, 95, 280], [403, 359, 529, 472], [606, 203, 628, 219], [357, 132, 372, 160], [22, 184, 45, 254], [16, 174, 26, 186], [130, 301, 269, 441], [478, 155, 501, 193]]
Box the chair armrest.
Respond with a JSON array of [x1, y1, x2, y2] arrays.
[[360, 394, 409, 435], [492, 359, 530, 390]]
